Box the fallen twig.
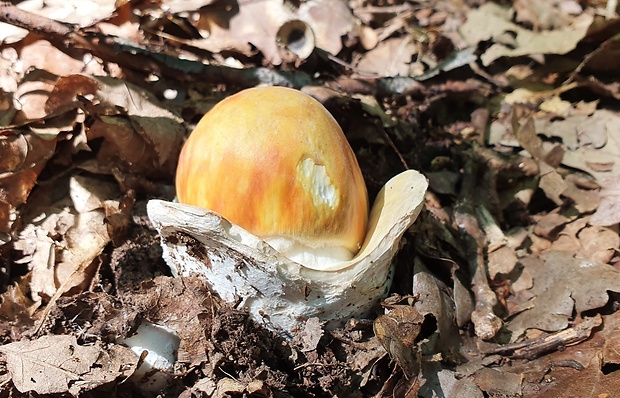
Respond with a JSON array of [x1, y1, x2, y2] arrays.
[[482, 314, 602, 360], [0, 3, 312, 88], [454, 155, 503, 340]]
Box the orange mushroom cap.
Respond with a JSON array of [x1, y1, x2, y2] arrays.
[[176, 87, 368, 265]]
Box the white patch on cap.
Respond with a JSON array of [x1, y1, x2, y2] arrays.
[[297, 157, 338, 209]]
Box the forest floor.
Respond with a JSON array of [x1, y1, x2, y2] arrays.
[[1, 1, 620, 397]]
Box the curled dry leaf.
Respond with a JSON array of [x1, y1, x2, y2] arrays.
[[374, 305, 423, 379], [413, 258, 461, 363], [190, 0, 354, 64], [19, 40, 106, 79], [460, 2, 592, 66], [275, 19, 316, 62], [43, 74, 185, 177], [0, 130, 56, 243], [0, 334, 137, 396], [12, 69, 59, 123], [194, 0, 298, 65], [298, 0, 355, 56], [356, 37, 417, 77], [13, 175, 125, 302]]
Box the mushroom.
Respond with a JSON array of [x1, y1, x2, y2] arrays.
[[147, 87, 427, 335], [117, 321, 180, 392]]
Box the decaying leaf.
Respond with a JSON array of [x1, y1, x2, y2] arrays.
[[19, 40, 106, 79], [460, 3, 592, 66], [193, 0, 297, 65], [0, 0, 120, 43], [503, 312, 620, 397], [13, 175, 123, 302], [507, 251, 620, 337], [43, 74, 185, 177], [544, 109, 620, 187], [413, 259, 461, 363], [356, 37, 417, 77], [513, 0, 580, 30], [472, 367, 522, 397], [590, 177, 620, 226], [0, 334, 137, 396], [538, 165, 568, 206], [295, 317, 324, 353], [575, 224, 620, 264], [547, 217, 619, 264], [420, 364, 484, 398], [374, 305, 423, 379], [213, 378, 271, 398], [561, 174, 600, 214], [0, 278, 38, 339], [0, 129, 56, 242], [298, 0, 355, 56]]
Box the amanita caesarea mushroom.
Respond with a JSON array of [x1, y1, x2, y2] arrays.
[[175, 87, 368, 268], [147, 87, 427, 335]]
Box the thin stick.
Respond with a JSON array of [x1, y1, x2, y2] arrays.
[[482, 315, 602, 359], [454, 155, 503, 340]]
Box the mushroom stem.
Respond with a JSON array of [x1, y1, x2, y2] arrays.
[[117, 321, 180, 392]]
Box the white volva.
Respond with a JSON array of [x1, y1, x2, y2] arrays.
[[148, 170, 427, 336]]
